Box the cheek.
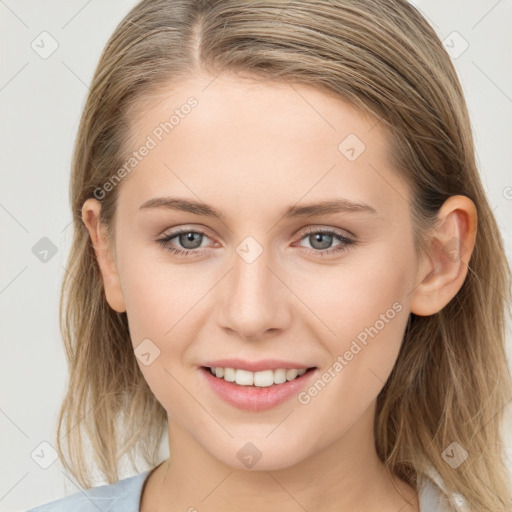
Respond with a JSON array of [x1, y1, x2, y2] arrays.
[[118, 251, 201, 413], [116, 243, 215, 408], [294, 240, 413, 401], [293, 237, 413, 341], [116, 241, 197, 341], [292, 279, 410, 446]]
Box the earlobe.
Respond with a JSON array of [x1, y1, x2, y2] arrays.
[[410, 195, 477, 317], [81, 198, 127, 313]]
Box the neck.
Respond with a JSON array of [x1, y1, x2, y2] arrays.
[[141, 401, 418, 512]]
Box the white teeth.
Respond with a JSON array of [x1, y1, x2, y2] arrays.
[[286, 369, 298, 381], [223, 367, 236, 382], [208, 366, 311, 386], [273, 368, 287, 384], [235, 369, 254, 386], [253, 370, 274, 387]]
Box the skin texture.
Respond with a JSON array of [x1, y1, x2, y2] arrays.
[[82, 73, 477, 512]]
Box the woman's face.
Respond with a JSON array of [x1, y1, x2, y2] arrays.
[[107, 73, 422, 470]]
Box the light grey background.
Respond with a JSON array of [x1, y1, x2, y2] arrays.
[[1, 1, 511, 511]]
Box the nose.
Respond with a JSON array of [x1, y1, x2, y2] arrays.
[[216, 245, 293, 341]]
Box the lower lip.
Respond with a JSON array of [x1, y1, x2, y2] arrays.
[[199, 367, 318, 412]]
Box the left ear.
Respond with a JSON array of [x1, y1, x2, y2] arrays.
[[410, 195, 477, 316]]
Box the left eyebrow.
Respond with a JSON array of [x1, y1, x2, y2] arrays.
[[138, 196, 378, 220], [282, 199, 378, 218]]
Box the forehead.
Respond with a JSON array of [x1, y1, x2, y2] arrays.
[[130, 72, 380, 148], [118, 73, 409, 221]]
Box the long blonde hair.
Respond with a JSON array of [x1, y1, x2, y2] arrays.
[[57, 1, 512, 509]]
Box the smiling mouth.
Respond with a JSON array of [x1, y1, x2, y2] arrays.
[[202, 366, 317, 387]]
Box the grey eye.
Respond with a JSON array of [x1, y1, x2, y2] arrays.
[[305, 232, 336, 250], [178, 232, 203, 249]]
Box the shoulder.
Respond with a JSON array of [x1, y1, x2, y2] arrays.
[[417, 467, 468, 512], [26, 470, 151, 512]]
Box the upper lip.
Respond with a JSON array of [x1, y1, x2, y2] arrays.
[[201, 358, 316, 372]]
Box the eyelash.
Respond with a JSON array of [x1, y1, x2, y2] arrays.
[[155, 227, 356, 258]]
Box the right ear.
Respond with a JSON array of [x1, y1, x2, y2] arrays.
[[81, 198, 126, 313]]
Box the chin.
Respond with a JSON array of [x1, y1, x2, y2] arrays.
[[206, 437, 312, 472]]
